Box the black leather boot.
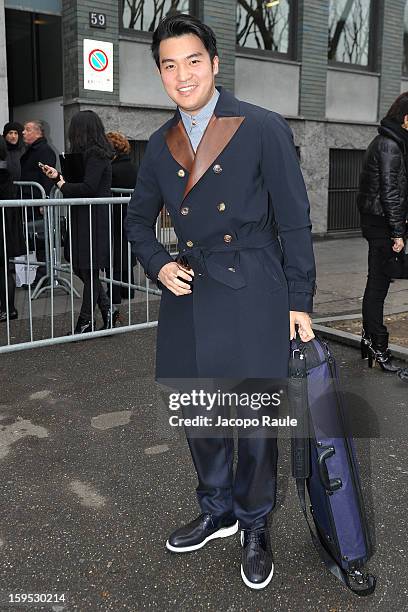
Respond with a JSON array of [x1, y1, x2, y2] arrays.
[[360, 329, 371, 359], [368, 332, 399, 372], [100, 307, 120, 330], [73, 316, 94, 334], [0, 309, 18, 322], [398, 368, 408, 382]]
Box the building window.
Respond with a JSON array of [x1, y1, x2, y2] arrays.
[[121, 0, 198, 32], [403, 1, 408, 75], [236, 0, 293, 56], [328, 0, 373, 67], [6, 9, 62, 107]]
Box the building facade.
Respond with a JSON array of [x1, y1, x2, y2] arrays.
[[2, 0, 408, 234]]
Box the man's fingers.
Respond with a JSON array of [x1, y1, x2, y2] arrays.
[[289, 319, 295, 340], [298, 325, 315, 342], [177, 266, 195, 278], [176, 269, 194, 282]]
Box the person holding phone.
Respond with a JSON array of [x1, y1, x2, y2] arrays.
[[40, 111, 114, 333]]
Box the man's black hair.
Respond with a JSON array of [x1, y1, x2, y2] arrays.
[[151, 14, 218, 69], [386, 91, 408, 124]]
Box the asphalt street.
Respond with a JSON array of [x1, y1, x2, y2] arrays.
[[0, 328, 407, 611]]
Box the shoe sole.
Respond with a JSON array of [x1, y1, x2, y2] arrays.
[[165, 521, 239, 553], [240, 563, 274, 590], [240, 530, 274, 590]]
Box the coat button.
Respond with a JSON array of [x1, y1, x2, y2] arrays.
[[186, 240, 194, 247], [223, 234, 232, 243], [178, 169, 185, 177], [180, 206, 189, 215], [217, 202, 226, 212], [213, 164, 222, 174]]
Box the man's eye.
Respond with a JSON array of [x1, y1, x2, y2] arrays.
[[191, 60, 199, 65], [166, 64, 175, 70]]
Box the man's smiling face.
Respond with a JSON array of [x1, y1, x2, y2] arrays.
[[158, 33, 219, 115]]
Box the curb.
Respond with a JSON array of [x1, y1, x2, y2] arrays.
[[313, 323, 408, 363]]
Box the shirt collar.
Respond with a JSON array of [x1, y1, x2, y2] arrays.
[[179, 88, 220, 131]]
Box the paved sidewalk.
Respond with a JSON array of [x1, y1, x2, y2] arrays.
[[0, 329, 407, 611], [313, 236, 408, 318]]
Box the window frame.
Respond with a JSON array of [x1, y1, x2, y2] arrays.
[[328, 0, 378, 72], [402, 0, 408, 76], [119, 0, 200, 36], [235, 0, 298, 61]]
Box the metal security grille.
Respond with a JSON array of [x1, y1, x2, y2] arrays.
[[328, 148, 365, 231]]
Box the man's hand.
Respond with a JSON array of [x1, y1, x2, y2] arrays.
[[290, 311, 314, 342], [158, 261, 194, 296], [392, 237, 405, 253]]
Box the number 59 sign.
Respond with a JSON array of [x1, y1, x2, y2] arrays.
[[89, 12, 106, 29]]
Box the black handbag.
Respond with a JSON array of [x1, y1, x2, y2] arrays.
[[383, 251, 408, 279]]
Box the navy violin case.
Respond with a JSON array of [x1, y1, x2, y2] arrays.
[[288, 335, 376, 596]]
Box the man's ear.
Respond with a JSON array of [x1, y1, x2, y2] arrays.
[[213, 56, 219, 76]]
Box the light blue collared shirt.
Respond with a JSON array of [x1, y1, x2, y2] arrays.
[[179, 89, 220, 153]]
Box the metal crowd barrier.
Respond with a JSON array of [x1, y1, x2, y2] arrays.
[[0, 195, 165, 353]]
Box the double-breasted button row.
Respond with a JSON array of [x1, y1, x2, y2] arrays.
[[178, 169, 185, 177], [223, 234, 233, 243], [180, 203, 226, 216], [186, 240, 194, 248], [213, 164, 222, 174]]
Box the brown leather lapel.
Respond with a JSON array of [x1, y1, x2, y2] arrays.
[[165, 120, 195, 174], [183, 115, 245, 199]]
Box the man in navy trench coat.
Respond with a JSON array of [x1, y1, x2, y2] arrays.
[[125, 14, 316, 590]]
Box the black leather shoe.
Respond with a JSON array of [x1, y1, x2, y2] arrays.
[[0, 309, 18, 322], [241, 527, 274, 589], [100, 307, 120, 330], [166, 512, 238, 553]]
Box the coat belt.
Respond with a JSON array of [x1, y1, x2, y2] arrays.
[[178, 230, 280, 289]]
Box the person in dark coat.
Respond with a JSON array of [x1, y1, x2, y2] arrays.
[[21, 120, 56, 195], [125, 15, 316, 590], [357, 92, 408, 372], [106, 131, 138, 309], [3, 121, 25, 182], [0, 136, 26, 321], [41, 111, 113, 334]]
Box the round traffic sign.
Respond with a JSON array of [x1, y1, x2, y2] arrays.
[[88, 49, 109, 72]]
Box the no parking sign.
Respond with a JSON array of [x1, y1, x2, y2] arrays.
[[83, 39, 113, 92]]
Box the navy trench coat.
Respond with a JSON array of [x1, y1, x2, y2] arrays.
[[125, 87, 316, 380]]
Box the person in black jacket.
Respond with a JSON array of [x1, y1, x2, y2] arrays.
[[41, 111, 114, 334], [106, 131, 138, 309], [0, 136, 26, 321], [3, 121, 25, 182], [357, 92, 408, 371], [21, 120, 56, 195]]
